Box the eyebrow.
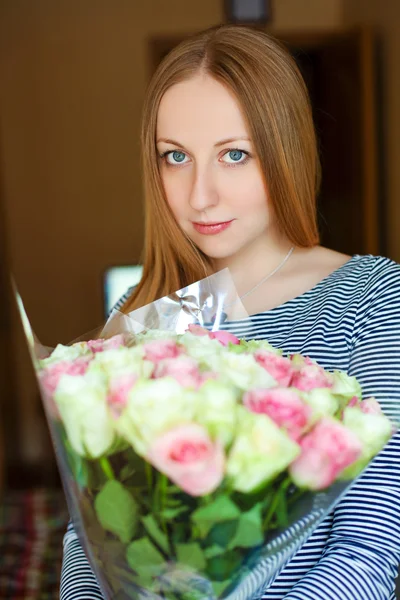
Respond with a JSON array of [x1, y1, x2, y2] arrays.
[[156, 136, 251, 148]]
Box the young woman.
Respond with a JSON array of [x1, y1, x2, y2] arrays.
[[60, 25, 400, 599]]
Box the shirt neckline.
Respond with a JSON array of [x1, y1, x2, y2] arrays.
[[240, 253, 361, 321]]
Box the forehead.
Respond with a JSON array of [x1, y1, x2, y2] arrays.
[[156, 74, 249, 143]]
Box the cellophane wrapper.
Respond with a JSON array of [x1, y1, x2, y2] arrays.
[[14, 270, 398, 600]]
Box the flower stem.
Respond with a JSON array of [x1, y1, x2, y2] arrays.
[[262, 477, 291, 530], [159, 474, 167, 511], [99, 456, 115, 480], [201, 493, 213, 506], [159, 474, 168, 535], [145, 462, 153, 496]]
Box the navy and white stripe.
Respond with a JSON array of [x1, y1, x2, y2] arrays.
[[60, 254, 400, 600]]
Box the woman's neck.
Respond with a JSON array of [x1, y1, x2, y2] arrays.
[[213, 232, 294, 300]]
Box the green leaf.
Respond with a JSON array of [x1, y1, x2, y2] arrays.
[[206, 521, 238, 549], [165, 498, 184, 508], [159, 506, 189, 519], [206, 550, 242, 581], [126, 537, 165, 585], [166, 485, 182, 494], [275, 489, 289, 528], [211, 578, 234, 598], [126, 537, 165, 567], [172, 522, 188, 545], [179, 590, 209, 600], [191, 496, 241, 538], [228, 503, 264, 549], [141, 514, 169, 554], [204, 544, 225, 559], [176, 542, 206, 571], [227, 342, 246, 354], [95, 480, 139, 543]]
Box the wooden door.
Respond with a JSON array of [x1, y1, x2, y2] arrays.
[[276, 27, 379, 256]]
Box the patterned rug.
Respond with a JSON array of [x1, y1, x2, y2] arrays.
[[0, 488, 69, 599]]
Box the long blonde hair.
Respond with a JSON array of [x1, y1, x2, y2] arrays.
[[123, 24, 320, 312]]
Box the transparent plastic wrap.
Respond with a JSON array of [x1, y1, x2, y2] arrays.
[[102, 268, 249, 337], [14, 271, 398, 600]]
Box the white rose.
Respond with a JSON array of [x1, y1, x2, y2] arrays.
[[301, 388, 340, 420], [136, 330, 180, 343], [217, 352, 276, 390], [54, 374, 115, 458], [116, 378, 199, 455], [40, 342, 91, 368], [241, 339, 282, 355], [227, 408, 300, 492], [179, 332, 223, 367], [90, 347, 153, 380], [331, 371, 363, 405], [196, 380, 239, 446]]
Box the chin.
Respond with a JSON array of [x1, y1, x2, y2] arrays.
[[191, 239, 243, 261]]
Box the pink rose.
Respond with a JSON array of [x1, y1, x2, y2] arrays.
[[87, 334, 126, 353], [291, 355, 314, 368], [187, 324, 209, 336], [291, 357, 333, 392], [209, 331, 240, 346], [338, 395, 360, 420], [243, 388, 312, 441], [107, 373, 137, 418], [87, 339, 104, 353], [348, 396, 361, 408], [143, 339, 182, 362], [153, 357, 202, 389], [360, 397, 383, 415], [103, 334, 126, 350], [39, 357, 91, 419], [147, 424, 225, 496], [254, 350, 294, 386], [186, 325, 240, 347], [40, 357, 90, 397], [289, 418, 363, 490]]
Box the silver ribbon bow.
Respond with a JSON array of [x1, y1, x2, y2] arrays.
[[165, 291, 210, 319], [159, 285, 215, 332]]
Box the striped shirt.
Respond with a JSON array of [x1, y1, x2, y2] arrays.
[[60, 254, 400, 599]]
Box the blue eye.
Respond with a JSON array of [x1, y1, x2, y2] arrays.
[[229, 150, 243, 161], [223, 149, 249, 164], [164, 151, 188, 165]]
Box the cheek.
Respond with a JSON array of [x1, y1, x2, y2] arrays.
[[223, 167, 269, 214], [160, 168, 190, 220]]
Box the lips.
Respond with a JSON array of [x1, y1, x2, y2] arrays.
[[192, 220, 234, 235]]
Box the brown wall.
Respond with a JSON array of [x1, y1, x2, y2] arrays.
[[343, 0, 400, 261], [0, 1, 223, 348], [271, 0, 342, 30], [0, 0, 225, 468]]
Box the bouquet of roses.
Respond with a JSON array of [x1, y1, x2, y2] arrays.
[[15, 271, 396, 600]]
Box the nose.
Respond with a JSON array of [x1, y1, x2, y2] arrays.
[[188, 164, 219, 213]]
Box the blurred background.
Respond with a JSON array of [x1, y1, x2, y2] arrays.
[[0, 0, 399, 597]]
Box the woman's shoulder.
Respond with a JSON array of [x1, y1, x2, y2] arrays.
[[281, 249, 400, 316], [303, 247, 400, 294], [312, 253, 400, 336], [350, 253, 400, 305]]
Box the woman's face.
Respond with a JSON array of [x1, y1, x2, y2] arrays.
[[156, 74, 274, 264]]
